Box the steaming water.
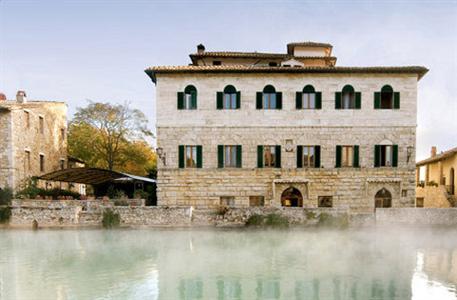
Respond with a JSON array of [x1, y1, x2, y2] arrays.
[[0, 228, 456, 300]]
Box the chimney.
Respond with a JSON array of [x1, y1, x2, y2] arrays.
[[0, 93, 6, 101], [16, 90, 27, 103], [197, 44, 205, 54], [431, 146, 437, 157]]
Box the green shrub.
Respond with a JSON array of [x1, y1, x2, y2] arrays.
[[102, 209, 120, 228], [0, 187, 13, 205], [317, 213, 349, 228], [246, 214, 265, 226], [113, 199, 129, 206], [0, 206, 11, 224], [106, 186, 126, 199], [265, 213, 289, 228], [133, 190, 149, 200], [246, 213, 289, 228], [16, 185, 80, 200]]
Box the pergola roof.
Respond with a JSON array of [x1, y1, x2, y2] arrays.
[[39, 167, 155, 185]]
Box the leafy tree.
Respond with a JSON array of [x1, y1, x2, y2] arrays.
[[68, 102, 156, 176]]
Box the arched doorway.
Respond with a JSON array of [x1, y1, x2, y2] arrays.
[[450, 168, 455, 195], [281, 187, 303, 207], [375, 188, 392, 208]]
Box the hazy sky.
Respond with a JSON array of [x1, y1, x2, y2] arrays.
[[0, 0, 456, 160]]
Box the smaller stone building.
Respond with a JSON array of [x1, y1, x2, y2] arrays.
[[416, 146, 456, 207], [0, 91, 67, 192]]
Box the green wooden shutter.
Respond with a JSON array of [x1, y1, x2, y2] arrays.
[[374, 145, 381, 167], [276, 92, 282, 109], [315, 92, 322, 109], [257, 146, 264, 168], [296, 146, 303, 168], [217, 145, 224, 168], [315, 145, 321, 168], [196, 145, 202, 168], [335, 145, 342, 168], [236, 91, 241, 109], [236, 145, 242, 168], [216, 92, 223, 109], [256, 92, 263, 109], [374, 92, 381, 109], [191, 91, 197, 109], [177, 92, 184, 109], [296, 92, 303, 109], [392, 145, 398, 167], [394, 92, 400, 109], [355, 92, 361, 109], [353, 145, 359, 168], [178, 145, 185, 168], [275, 145, 281, 168], [335, 92, 342, 109]]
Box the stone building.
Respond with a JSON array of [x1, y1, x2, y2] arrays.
[[145, 42, 428, 212], [416, 146, 456, 207], [0, 91, 67, 191]]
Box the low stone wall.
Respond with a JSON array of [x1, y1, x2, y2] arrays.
[[376, 208, 457, 225], [8, 199, 457, 228]]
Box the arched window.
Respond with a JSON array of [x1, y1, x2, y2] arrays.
[[375, 188, 392, 208], [217, 85, 240, 109], [336, 85, 361, 109], [281, 187, 303, 207], [342, 85, 355, 109], [177, 85, 197, 110], [374, 85, 400, 109], [263, 85, 276, 109]]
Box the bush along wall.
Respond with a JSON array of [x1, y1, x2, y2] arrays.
[[102, 209, 121, 228]]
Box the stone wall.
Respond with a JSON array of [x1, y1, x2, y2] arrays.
[[0, 101, 67, 191], [416, 186, 452, 208], [0, 109, 12, 189], [155, 72, 419, 208], [8, 199, 457, 228]]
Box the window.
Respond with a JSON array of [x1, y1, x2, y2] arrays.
[[374, 144, 398, 167], [375, 85, 400, 109], [318, 196, 333, 207], [217, 85, 240, 109], [39, 116, 44, 134], [24, 111, 30, 128], [60, 159, 65, 170], [220, 196, 235, 207], [265, 146, 276, 167], [249, 196, 265, 207], [336, 145, 359, 168], [60, 128, 65, 140], [268, 62, 278, 67], [24, 151, 31, 172], [177, 85, 197, 110], [257, 145, 281, 168], [256, 85, 282, 109], [39, 154, 45, 172], [218, 145, 242, 168], [296, 85, 322, 109], [178, 145, 202, 168], [297, 145, 321, 168], [416, 197, 424, 208], [342, 146, 353, 167], [401, 189, 408, 197], [213, 61, 222, 66], [335, 85, 361, 109]]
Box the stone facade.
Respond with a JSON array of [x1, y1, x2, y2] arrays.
[[146, 42, 427, 212], [416, 146, 456, 207], [0, 98, 67, 191]]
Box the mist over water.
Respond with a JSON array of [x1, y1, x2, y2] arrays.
[[0, 228, 456, 300]]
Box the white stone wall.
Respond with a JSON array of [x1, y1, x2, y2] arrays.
[[155, 72, 419, 209], [0, 110, 13, 188]]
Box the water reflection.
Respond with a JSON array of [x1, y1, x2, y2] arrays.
[[0, 228, 456, 300]]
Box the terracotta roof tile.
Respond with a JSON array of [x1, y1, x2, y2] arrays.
[[145, 65, 428, 83], [416, 147, 457, 166]]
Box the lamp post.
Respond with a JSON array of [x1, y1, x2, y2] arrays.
[[156, 147, 166, 166], [407, 146, 414, 163]]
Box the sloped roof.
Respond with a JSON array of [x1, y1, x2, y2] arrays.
[[416, 147, 457, 166], [145, 65, 428, 83], [39, 167, 156, 185]]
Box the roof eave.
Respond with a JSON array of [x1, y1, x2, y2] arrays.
[[145, 69, 157, 84]]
